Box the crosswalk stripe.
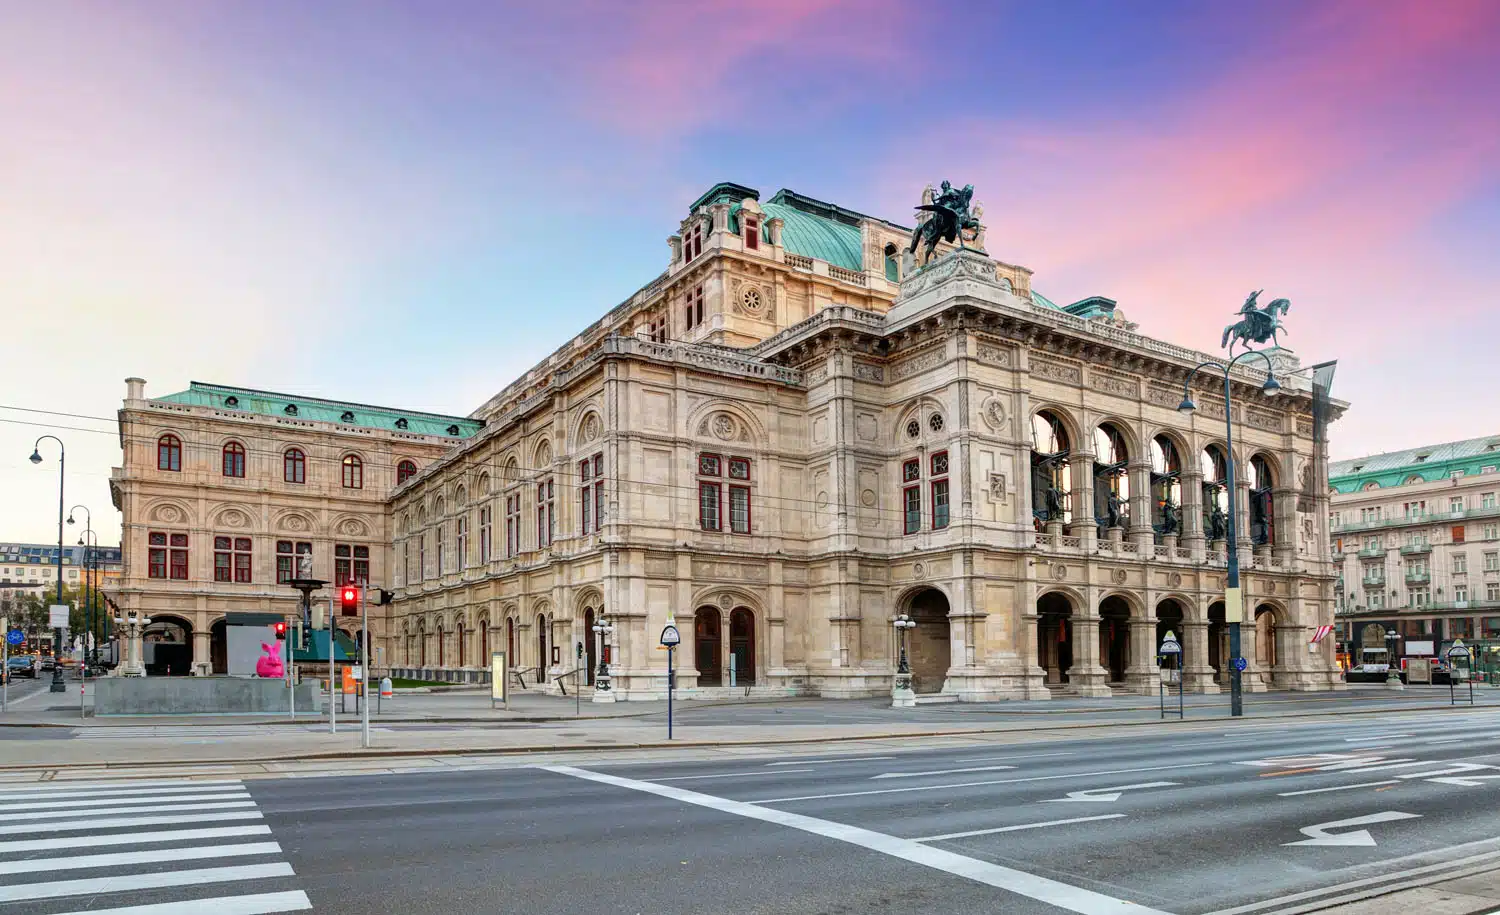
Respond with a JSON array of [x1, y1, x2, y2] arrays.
[[0, 841, 283, 876], [0, 779, 244, 795], [0, 824, 273, 854], [0, 791, 251, 812], [0, 861, 294, 903], [0, 809, 264, 836], [50, 890, 313, 915], [0, 799, 256, 822]]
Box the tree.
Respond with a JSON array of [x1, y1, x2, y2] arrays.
[[16, 580, 109, 644]]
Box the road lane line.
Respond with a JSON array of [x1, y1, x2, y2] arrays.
[[764, 757, 895, 766], [872, 765, 1018, 780], [544, 765, 1170, 915], [0, 862, 294, 903], [0, 791, 251, 812], [655, 768, 817, 781], [914, 815, 1126, 842], [1277, 780, 1400, 797], [751, 762, 1214, 804], [954, 752, 1076, 763], [0, 825, 273, 855], [0, 799, 256, 822], [49, 890, 313, 915], [1344, 734, 1412, 742], [0, 841, 283, 876], [0, 810, 264, 836]]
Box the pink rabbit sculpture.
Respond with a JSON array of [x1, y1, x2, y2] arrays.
[[256, 642, 285, 679]]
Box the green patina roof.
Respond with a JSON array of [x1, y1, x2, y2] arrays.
[[157, 382, 482, 439], [1329, 434, 1500, 493], [1064, 295, 1118, 319], [761, 201, 864, 271], [1030, 290, 1061, 310]]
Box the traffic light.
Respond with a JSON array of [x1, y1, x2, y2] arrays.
[[273, 621, 288, 641], [339, 585, 361, 617]]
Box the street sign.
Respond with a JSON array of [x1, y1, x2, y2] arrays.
[[351, 665, 364, 681], [5, 630, 23, 646], [660, 624, 681, 647], [490, 651, 508, 708], [1448, 639, 1471, 660], [49, 605, 69, 628], [1232, 657, 1248, 672], [1159, 630, 1182, 655]]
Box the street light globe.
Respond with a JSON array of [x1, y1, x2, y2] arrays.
[[29, 450, 42, 464], [1261, 376, 1282, 396], [66, 514, 75, 525], [1177, 397, 1197, 415]]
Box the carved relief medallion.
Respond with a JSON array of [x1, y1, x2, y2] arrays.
[[981, 396, 1008, 431]]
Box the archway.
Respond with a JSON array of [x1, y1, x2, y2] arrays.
[[730, 607, 756, 685], [1031, 411, 1073, 529], [418, 622, 428, 667], [1201, 445, 1230, 542], [479, 621, 489, 665], [907, 589, 951, 694], [1250, 456, 1276, 546], [436, 624, 445, 668], [535, 614, 548, 682], [1208, 601, 1226, 683], [1255, 604, 1278, 668], [695, 607, 722, 686], [506, 618, 516, 671], [1037, 592, 1074, 685], [1093, 424, 1131, 535], [210, 619, 227, 675], [583, 607, 597, 685], [142, 615, 192, 676], [1098, 595, 1131, 683], [1155, 599, 1186, 669], [456, 621, 466, 668], [1150, 435, 1183, 540]]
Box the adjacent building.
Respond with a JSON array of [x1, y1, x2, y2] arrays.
[[1329, 436, 1500, 672], [115, 181, 1347, 699], [1, 541, 122, 638]]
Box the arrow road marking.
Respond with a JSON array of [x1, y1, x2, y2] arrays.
[[1045, 782, 1179, 803], [1283, 811, 1421, 847]]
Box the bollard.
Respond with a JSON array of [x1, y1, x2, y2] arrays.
[[379, 676, 392, 716]]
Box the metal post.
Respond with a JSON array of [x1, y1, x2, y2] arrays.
[[1221, 370, 1245, 718], [360, 590, 370, 748], [666, 645, 674, 741], [329, 598, 336, 735], [286, 618, 295, 720]]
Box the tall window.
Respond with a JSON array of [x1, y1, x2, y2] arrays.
[[698, 453, 722, 531], [276, 540, 311, 584], [505, 493, 521, 557], [457, 516, 469, 570], [419, 531, 427, 579], [149, 531, 189, 580], [342, 455, 363, 489], [214, 537, 252, 583], [436, 523, 446, 576], [222, 442, 246, 478], [1454, 553, 1469, 574], [403, 538, 412, 583], [284, 448, 306, 484], [536, 480, 555, 548], [684, 284, 705, 330], [931, 451, 951, 530], [695, 453, 753, 534], [744, 216, 760, 251], [685, 221, 703, 261], [903, 459, 922, 534], [728, 456, 751, 534], [397, 460, 418, 484], [334, 544, 370, 585], [479, 506, 492, 562], [157, 434, 182, 471], [1454, 525, 1467, 544], [580, 454, 605, 535]]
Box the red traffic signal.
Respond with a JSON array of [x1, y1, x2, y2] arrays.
[[339, 585, 361, 617], [273, 621, 288, 640]]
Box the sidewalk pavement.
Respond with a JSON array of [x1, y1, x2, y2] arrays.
[[1316, 866, 1500, 914]]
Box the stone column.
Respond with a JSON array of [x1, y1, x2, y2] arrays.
[[192, 629, 212, 677], [1182, 470, 1205, 559], [1073, 449, 1096, 549], [1183, 620, 1218, 693], [1128, 461, 1154, 548], [1126, 619, 1156, 694], [1236, 475, 1255, 564], [1239, 620, 1267, 692], [1070, 605, 1111, 697]]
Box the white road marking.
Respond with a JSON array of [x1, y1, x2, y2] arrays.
[[1335, 760, 1445, 774], [0, 862, 294, 903], [544, 765, 1170, 915], [765, 757, 894, 766], [1283, 811, 1421, 848], [0, 791, 250, 812], [1045, 782, 1179, 803], [655, 768, 816, 781], [953, 752, 1076, 763], [914, 815, 1126, 842], [0, 810, 263, 835], [0, 825, 273, 855], [754, 762, 1213, 804], [0, 779, 245, 796], [1344, 734, 1412, 742], [49, 890, 312, 915], [1277, 780, 1400, 797], [872, 765, 1018, 780], [0, 799, 256, 822], [1421, 736, 1467, 745], [0, 841, 283, 875]]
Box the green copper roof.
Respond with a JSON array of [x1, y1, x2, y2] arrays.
[[1064, 295, 1118, 319], [760, 201, 864, 272], [157, 382, 482, 439], [1329, 434, 1500, 493], [1030, 290, 1062, 310]]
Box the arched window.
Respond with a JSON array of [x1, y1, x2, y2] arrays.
[[1093, 424, 1130, 530], [456, 621, 466, 668], [1030, 411, 1072, 525], [1250, 455, 1276, 545], [284, 448, 306, 484], [1201, 444, 1230, 540], [222, 442, 245, 478], [1149, 435, 1182, 536], [437, 624, 445, 667], [884, 243, 900, 282], [397, 460, 418, 484], [341, 455, 363, 489], [157, 435, 182, 472]]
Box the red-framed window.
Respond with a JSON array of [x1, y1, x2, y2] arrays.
[[931, 451, 950, 530], [903, 459, 922, 534], [148, 532, 167, 579], [397, 460, 418, 484], [149, 531, 189, 580], [699, 482, 722, 531], [222, 442, 246, 478], [341, 455, 363, 489], [580, 453, 604, 534], [685, 222, 703, 261], [729, 484, 751, 534], [157, 434, 181, 472], [744, 217, 760, 251], [1453, 525, 1466, 544], [213, 536, 252, 583], [334, 544, 370, 586], [276, 540, 311, 584], [479, 506, 492, 562], [505, 493, 521, 557], [697, 453, 752, 534], [685, 284, 705, 330], [284, 448, 306, 484], [536, 479, 555, 548]]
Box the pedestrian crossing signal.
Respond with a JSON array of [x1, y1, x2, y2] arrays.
[[273, 621, 288, 640], [340, 585, 360, 617]]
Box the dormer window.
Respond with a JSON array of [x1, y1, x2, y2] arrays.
[[341, 411, 355, 423], [395, 418, 409, 430], [224, 396, 239, 408], [284, 404, 298, 416], [684, 284, 705, 331], [744, 216, 760, 251], [685, 220, 703, 262], [447, 424, 460, 436]]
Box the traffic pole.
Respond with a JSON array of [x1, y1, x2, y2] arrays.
[[329, 596, 336, 736], [360, 590, 370, 748], [666, 645, 674, 741]]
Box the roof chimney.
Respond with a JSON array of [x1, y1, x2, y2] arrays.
[[125, 377, 146, 401]]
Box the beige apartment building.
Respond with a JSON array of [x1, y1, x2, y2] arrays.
[[115, 180, 1346, 699], [1330, 437, 1500, 670]]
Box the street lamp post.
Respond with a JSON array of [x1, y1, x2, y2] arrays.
[[592, 616, 614, 700], [67, 506, 94, 675], [891, 613, 916, 708], [1178, 350, 1281, 718], [1386, 629, 1404, 690], [288, 555, 328, 721], [30, 436, 68, 694]]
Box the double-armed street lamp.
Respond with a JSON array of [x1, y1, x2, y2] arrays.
[[30, 436, 68, 693], [1177, 350, 1282, 718], [67, 506, 96, 674], [592, 615, 614, 692], [891, 612, 916, 707], [894, 613, 915, 675]]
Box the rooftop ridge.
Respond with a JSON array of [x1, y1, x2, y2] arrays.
[[176, 381, 479, 426]]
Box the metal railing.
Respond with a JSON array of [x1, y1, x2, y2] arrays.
[[1400, 543, 1433, 555]]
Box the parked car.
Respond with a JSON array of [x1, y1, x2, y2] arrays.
[[6, 656, 38, 679], [38, 656, 55, 672]]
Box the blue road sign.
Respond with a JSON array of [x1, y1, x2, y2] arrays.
[[1231, 657, 1248, 672], [5, 630, 23, 646]]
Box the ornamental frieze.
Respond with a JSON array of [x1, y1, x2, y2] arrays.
[[1246, 408, 1282, 431], [1031, 357, 1082, 385], [975, 343, 1011, 367], [891, 345, 945, 381], [1090, 369, 1139, 399], [852, 361, 885, 382]]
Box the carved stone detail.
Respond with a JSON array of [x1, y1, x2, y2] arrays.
[[1032, 358, 1082, 385], [1246, 408, 1281, 431], [986, 472, 1007, 503], [913, 561, 926, 580], [976, 344, 1010, 367], [1092, 370, 1139, 399], [980, 396, 1007, 432], [1053, 563, 1068, 580], [1168, 572, 1183, 588], [891, 345, 944, 381], [1112, 569, 1128, 584], [852, 361, 885, 382]]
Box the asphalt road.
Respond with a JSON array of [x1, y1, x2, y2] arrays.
[[4, 705, 1500, 914]]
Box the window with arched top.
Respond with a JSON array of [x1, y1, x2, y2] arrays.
[[1149, 435, 1182, 537], [1030, 412, 1073, 525], [222, 442, 245, 478], [284, 448, 306, 484], [1201, 445, 1230, 540], [1093, 424, 1131, 531], [1250, 455, 1276, 545], [397, 460, 418, 484], [157, 435, 182, 472], [884, 243, 900, 282], [341, 455, 363, 489]]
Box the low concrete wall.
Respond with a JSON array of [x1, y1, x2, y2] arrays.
[[94, 676, 319, 716]]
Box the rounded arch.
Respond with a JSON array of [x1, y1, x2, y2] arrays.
[[477, 472, 492, 497], [1249, 452, 1278, 489], [900, 586, 950, 694], [893, 396, 949, 446], [396, 458, 420, 485], [1403, 474, 1424, 485], [1362, 481, 1381, 491], [143, 497, 196, 527], [1156, 592, 1202, 621], [207, 503, 259, 532], [1097, 589, 1144, 617], [895, 582, 954, 612], [454, 484, 468, 508], [1093, 416, 1140, 459], [1035, 589, 1076, 687], [1147, 427, 1192, 468], [142, 614, 193, 676], [271, 508, 319, 536], [502, 455, 522, 487], [1029, 405, 1081, 453], [572, 408, 605, 449], [331, 513, 370, 539], [1036, 585, 1084, 610], [573, 587, 605, 618], [533, 438, 553, 469], [685, 400, 767, 448], [432, 496, 446, 519], [1252, 598, 1291, 626], [688, 586, 765, 616]]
